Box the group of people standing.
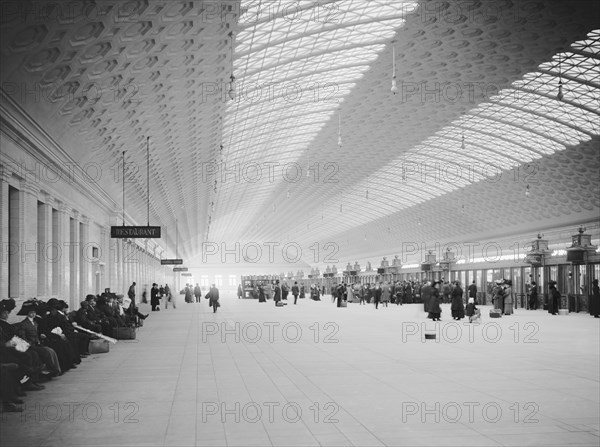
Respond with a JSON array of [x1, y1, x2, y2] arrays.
[[139, 283, 172, 311], [421, 280, 474, 321], [251, 281, 303, 306], [182, 283, 220, 312]]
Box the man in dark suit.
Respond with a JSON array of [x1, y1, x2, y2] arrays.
[[292, 282, 299, 304], [207, 284, 220, 313]]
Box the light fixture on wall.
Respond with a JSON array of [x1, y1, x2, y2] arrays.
[[391, 42, 398, 95], [557, 53, 564, 101], [337, 108, 342, 148], [228, 32, 236, 101]]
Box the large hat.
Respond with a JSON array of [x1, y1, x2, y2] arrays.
[[504, 279, 513, 286], [549, 280, 557, 287], [17, 299, 41, 316], [57, 300, 69, 310], [46, 298, 60, 309], [0, 298, 16, 313]]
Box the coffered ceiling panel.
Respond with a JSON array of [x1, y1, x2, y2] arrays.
[[1, 0, 598, 269]]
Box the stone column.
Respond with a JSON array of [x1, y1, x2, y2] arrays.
[[52, 202, 70, 299], [69, 210, 80, 307], [0, 168, 11, 298], [79, 216, 90, 298], [37, 194, 53, 298], [19, 179, 40, 300]]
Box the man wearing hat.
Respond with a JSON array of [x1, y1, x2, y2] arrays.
[[75, 301, 103, 334], [0, 299, 46, 391], [150, 283, 161, 311], [13, 300, 62, 376]]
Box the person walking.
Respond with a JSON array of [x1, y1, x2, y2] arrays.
[[194, 283, 202, 303], [237, 284, 243, 299], [292, 282, 299, 304], [164, 284, 175, 309], [207, 284, 220, 313], [128, 282, 136, 308]]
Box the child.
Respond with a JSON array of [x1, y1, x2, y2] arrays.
[[466, 297, 481, 323]]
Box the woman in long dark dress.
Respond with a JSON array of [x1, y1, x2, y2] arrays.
[[428, 282, 442, 321], [451, 281, 465, 320], [258, 285, 266, 302], [273, 281, 281, 306], [548, 281, 560, 315], [589, 279, 599, 318]]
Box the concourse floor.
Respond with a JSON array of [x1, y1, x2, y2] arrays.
[[1, 296, 599, 447]]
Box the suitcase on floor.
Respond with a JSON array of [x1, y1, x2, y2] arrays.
[[489, 309, 502, 318], [113, 327, 136, 340], [340, 301, 347, 307], [89, 339, 109, 354], [275, 301, 284, 307]]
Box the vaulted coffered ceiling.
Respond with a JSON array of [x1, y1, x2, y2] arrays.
[[1, 0, 599, 269]]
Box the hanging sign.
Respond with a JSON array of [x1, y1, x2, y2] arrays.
[[111, 226, 161, 238], [161, 259, 183, 265]]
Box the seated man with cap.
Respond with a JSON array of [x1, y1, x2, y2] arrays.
[[13, 299, 62, 377], [75, 301, 103, 334]]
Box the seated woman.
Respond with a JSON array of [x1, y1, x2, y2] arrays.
[[0, 299, 46, 390], [37, 301, 79, 373], [14, 300, 62, 377], [44, 299, 87, 360]]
